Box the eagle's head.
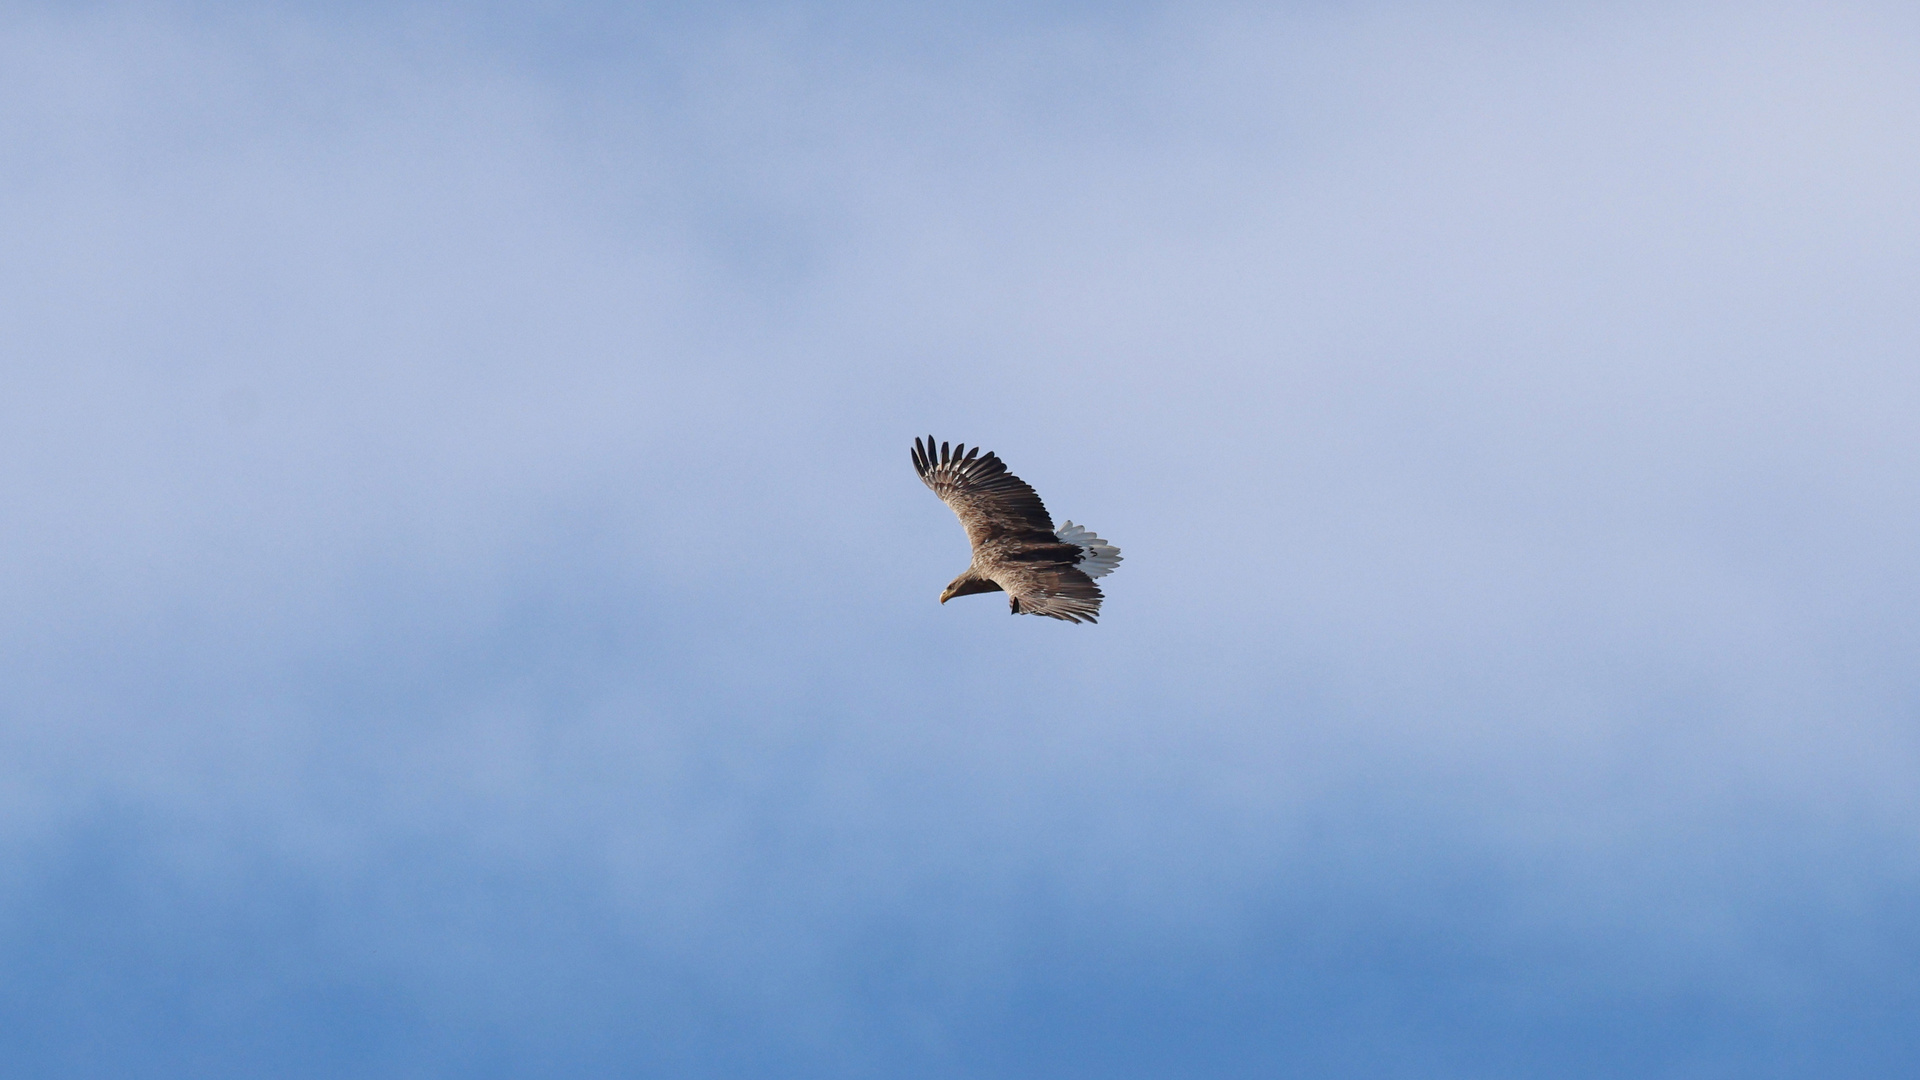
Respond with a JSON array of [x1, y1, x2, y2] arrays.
[[940, 572, 1002, 604]]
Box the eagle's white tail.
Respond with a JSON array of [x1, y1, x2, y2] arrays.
[[1055, 521, 1122, 578]]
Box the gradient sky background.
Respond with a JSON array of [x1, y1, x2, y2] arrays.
[[4, 1, 1920, 1076]]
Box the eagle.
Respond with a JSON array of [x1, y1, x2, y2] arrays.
[[912, 436, 1122, 623]]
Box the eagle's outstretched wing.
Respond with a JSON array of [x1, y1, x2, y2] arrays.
[[911, 436, 1056, 548], [1005, 564, 1105, 624]]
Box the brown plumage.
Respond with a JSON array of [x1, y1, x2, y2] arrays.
[[911, 436, 1122, 623]]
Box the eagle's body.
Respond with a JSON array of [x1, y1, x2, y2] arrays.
[[912, 436, 1121, 623]]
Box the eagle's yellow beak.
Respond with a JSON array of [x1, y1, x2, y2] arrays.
[[938, 587, 954, 604]]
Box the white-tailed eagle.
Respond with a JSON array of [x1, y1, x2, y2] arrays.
[[912, 436, 1121, 623]]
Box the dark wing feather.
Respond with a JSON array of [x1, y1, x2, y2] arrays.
[[912, 435, 1056, 549], [1005, 564, 1105, 623]]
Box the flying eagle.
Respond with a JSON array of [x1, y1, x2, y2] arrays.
[[912, 436, 1122, 623]]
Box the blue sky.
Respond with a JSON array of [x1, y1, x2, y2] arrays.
[[4, 1, 1919, 1076]]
